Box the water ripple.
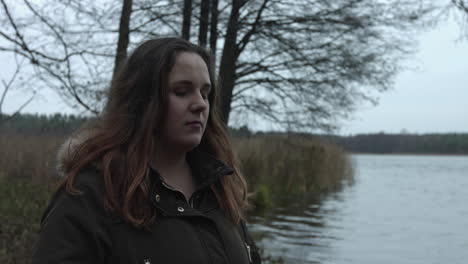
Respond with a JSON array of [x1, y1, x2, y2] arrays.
[[250, 154, 468, 264]]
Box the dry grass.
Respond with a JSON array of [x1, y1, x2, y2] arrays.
[[0, 133, 64, 184], [234, 134, 354, 195], [0, 133, 62, 264], [0, 177, 55, 264]]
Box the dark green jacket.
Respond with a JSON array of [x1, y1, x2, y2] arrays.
[[32, 150, 261, 264]]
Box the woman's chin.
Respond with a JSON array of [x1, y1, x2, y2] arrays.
[[177, 137, 203, 151]]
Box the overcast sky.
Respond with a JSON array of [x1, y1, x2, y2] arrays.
[[338, 15, 468, 135], [1, 9, 467, 135]]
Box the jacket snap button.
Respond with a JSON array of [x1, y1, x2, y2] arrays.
[[177, 207, 184, 212], [155, 194, 160, 202]]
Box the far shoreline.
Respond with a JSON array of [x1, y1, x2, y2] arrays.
[[349, 152, 468, 157]]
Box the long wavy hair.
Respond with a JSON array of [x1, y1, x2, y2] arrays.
[[60, 38, 248, 229]]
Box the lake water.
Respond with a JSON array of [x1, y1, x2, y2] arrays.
[[249, 154, 468, 264]]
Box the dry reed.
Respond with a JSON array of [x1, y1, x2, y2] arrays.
[[234, 134, 354, 195]]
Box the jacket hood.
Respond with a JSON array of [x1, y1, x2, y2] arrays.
[[56, 131, 92, 178]]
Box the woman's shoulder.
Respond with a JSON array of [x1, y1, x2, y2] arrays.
[[42, 167, 108, 225], [73, 166, 106, 194], [33, 169, 113, 263]]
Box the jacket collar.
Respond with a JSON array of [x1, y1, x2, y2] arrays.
[[149, 148, 234, 188], [148, 149, 234, 216], [185, 149, 234, 189]]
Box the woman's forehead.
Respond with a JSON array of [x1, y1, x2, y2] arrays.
[[168, 52, 211, 85]]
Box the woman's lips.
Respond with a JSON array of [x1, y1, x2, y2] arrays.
[[186, 121, 202, 128]]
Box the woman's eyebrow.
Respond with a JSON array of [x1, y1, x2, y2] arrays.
[[169, 80, 193, 86], [170, 80, 211, 89]]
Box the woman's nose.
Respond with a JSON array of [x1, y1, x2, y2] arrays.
[[189, 92, 208, 112]]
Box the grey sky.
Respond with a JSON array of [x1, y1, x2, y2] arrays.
[[1, 8, 467, 135], [339, 15, 468, 135]]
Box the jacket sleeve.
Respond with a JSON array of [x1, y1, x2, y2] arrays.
[[32, 175, 111, 264], [239, 219, 262, 264]]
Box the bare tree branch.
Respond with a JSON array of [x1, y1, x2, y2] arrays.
[[0, 0, 440, 131], [0, 59, 36, 123]]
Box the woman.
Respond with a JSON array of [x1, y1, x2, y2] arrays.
[[32, 38, 261, 264]]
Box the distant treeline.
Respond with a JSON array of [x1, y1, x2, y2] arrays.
[[225, 126, 468, 154], [0, 113, 251, 137], [0, 113, 88, 136], [323, 133, 468, 154], [1, 113, 467, 154], [0, 113, 258, 138]]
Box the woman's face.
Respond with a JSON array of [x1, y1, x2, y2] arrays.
[[160, 52, 211, 151]]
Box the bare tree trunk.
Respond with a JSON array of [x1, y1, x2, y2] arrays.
[[218, 0, 243, 125], [182, 0, 193, 40], [198, 0, 210, 47], [209, 0, 219, 55], [113, 0, 133, 79]]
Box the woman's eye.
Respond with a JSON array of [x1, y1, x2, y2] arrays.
[[201, 88, 211, 99], [174, 90, 187, 97]]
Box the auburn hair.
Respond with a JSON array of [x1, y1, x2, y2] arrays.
[[60, 38, 248, 229]]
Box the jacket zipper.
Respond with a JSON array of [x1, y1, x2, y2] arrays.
[[160, 180, 195, 208], [244, 242, 252, 264]]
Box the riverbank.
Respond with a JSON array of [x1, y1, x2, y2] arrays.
[[323, 132, 468, 155], [351, 152, 468, 156], [0, 132, 353, 264]]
